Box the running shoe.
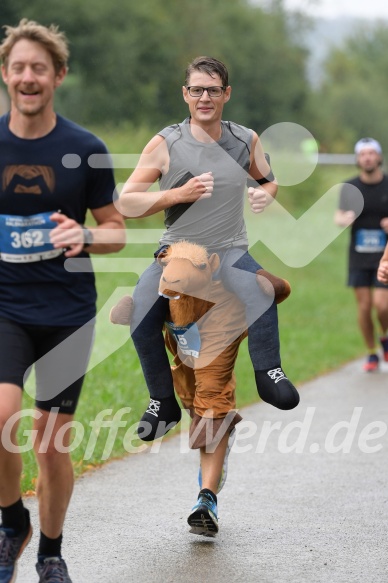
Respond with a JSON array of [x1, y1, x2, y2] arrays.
[[187, 492, 218, 537], [363, 353, 379, 372], [380, 337, 388, 362], [198, 427, 236, 493], [0, 524, 32, 583], [36, 557, 72, 583]]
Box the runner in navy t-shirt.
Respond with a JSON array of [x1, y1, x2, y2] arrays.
[[0, 19, 125, 583]]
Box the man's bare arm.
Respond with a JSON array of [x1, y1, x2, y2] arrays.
[[117, 135, 214, 218], [247, 132, 278, 213]]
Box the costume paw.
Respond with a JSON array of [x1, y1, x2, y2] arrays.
[[256, 269, 291, 304], [109, 295, 134, 325]]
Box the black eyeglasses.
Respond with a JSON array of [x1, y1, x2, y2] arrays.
[[186, 86, 226, 98]]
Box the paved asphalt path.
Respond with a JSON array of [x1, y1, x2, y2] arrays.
[[17, 358, 388, 583]]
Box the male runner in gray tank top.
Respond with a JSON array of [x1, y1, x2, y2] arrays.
[[117, 57, 299, 531], [118, 54, 299, 421]]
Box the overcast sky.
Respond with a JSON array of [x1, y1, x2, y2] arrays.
[[281, 0, 388, 20]]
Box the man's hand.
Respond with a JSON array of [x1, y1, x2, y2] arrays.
[[248, 186, 269, 214], [334, 210, 356, 227], [49, 212, 86, 258], [177, 172, 214, 202], [380, 218, 388, 233], [377, 259, 388, 284]]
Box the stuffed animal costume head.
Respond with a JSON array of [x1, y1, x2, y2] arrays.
[[157, 241, 220, 327]]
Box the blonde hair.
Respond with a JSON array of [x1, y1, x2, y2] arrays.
[[0, 18, 69, 73]]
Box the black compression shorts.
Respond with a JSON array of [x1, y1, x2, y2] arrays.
[[0, 318, 94, 414], [347, 268, 388, 289]]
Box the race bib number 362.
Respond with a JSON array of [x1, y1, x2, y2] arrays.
[[0, 212, 62, 263]]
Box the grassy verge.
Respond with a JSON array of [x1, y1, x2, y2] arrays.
[[18, 130, 366, 493]]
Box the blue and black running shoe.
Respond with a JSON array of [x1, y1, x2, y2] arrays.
[[187, 491, 218, 537]]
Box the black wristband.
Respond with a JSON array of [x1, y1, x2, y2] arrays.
[[258, 171, 275, 185], [247, 168, 275, 188], [247, 152, 275, 187]]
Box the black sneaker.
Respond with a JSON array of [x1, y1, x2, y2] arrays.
[[255, 367, 300, 410], [0, 524, 32, 583], [36, 557, 72, 583], [187, 491, 218, 537], [137, 395, 182, 441]]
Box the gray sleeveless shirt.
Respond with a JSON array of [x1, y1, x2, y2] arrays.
[[158, 118, 253, 250]]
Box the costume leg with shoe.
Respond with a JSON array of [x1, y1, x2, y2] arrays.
[[219, 248, 300, 410], [130, 260, 182, 440]]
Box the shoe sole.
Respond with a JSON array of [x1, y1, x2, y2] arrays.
[[8, 524, 33, 583], [188, 510, 218, 537]]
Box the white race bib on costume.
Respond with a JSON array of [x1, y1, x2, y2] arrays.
[[165, 321, 201, 358], [0, 212, 62, 263]]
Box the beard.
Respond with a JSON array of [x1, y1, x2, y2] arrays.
[[363, 163, 381, 174]]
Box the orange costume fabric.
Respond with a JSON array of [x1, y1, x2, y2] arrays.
[[164, 278, 247, 449]]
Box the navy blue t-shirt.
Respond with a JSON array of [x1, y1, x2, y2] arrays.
[[0, 114, 116, 325]]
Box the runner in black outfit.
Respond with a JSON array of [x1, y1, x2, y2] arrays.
[[335, 137, 388, 372]]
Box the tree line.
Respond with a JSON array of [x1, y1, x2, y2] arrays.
[[1, 0, 388, 153]]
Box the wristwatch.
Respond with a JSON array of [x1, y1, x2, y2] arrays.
[[82, 225, 94, 248]]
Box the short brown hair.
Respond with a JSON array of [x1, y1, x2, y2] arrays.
[[0, 18, 69, 74], [185, 56, 229, 87]]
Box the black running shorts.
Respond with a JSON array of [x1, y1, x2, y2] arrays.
[[0, 318, 94, 414], [348, 268, 388, 289]]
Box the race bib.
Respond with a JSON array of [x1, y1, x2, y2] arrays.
[[0, 212, 62, 263], [165, 321, 201, 358], [355, 229, 386, 253]]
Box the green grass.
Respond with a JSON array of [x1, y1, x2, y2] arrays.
[[18, 128, 367, 493]]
